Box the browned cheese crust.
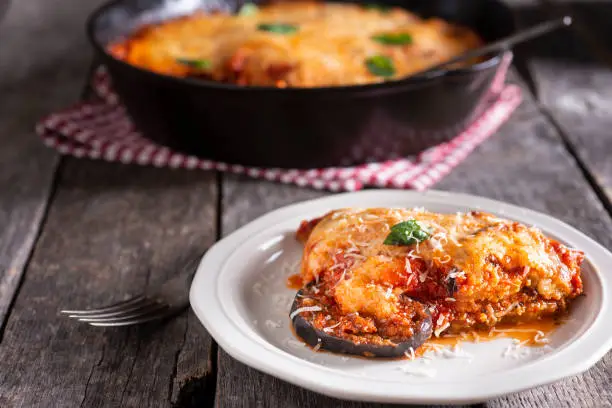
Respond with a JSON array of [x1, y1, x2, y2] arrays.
[[108, 2, 482, 87]]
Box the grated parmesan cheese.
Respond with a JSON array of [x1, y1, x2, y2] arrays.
[[534, 331, 550, 344], [265, 320, 282, 329], [396, 366, 437, 377], [406, 273, 415, 286], [434, 254, 451, 264], [439, 344, 474, 360], [404, 257, 413, 274], [447, 268, 466, 279], [323, 322, 341, 333], [502, 339, 531, 359], [434, 321, 450, 337], [384, 287, 393, 299], [332, 269, 347, 287], [271, 294, 292, 313], [407, 249, 421, 259], [290, 305, 322, 319], [252, 282, 263, 296]]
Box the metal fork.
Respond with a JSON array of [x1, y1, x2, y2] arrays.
[[60, 256, 201, 327]]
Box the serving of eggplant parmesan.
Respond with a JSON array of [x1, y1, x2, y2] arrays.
[[289, 208, 584, 358]]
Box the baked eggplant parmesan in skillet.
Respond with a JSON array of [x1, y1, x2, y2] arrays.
[[108, 2, 483, 87], [289, 208, 584, 358]]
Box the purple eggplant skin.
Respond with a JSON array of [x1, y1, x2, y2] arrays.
[[290, 290, 433, 358]]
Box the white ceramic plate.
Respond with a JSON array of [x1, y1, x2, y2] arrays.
[[189, 190, 612, 405]]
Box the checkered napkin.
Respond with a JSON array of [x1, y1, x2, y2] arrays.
[[36, 58, 521, 192]]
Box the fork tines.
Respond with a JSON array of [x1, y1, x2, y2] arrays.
[[60, 296, 172, 327]]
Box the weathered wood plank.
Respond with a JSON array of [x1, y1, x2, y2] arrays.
[[0, 97, 58, 334], [216, 77, 612, 408], [0, 0, 95, 335], [0, 161, 217, 408], [512, 0, 612, 206]]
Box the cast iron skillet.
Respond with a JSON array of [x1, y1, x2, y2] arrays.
[[87, 0, 515, 168]]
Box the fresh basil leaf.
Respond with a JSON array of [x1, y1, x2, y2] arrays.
[[372, 32, 413, 45], [257, 23, 298, 34], [383, 220, 430, 245], [365, 55, 395, 77], [362, 3, 392, 13], [176, 58, 212, 70], [238, 3, 258, 16]]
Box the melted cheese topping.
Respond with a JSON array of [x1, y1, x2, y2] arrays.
[[108, 2, 483, 87], [297, 208, 583, 333]]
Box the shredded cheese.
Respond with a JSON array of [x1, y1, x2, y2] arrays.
[[406, 273, 415, 286], [440, 344, 474, 360], [434, 322, 450, 337], [534, 331, 550, 344], [502, 339, 531, 359], [396, 366, 437, 377], [404, 347, 416, 360], [404, 257, 413, 275], [332, 269, 347, 287], [290, 306, 322, 319], [407, 249, 421, 259], [265, 320, 282, 329], [252, 282, 263, 296], [447, 269, 465, 279], [323, 322, 341, 333], [384, 287, 393, 299], [434, 254, 451, 264]]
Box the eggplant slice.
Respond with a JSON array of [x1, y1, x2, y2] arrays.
[[290, 288, 433, 358]]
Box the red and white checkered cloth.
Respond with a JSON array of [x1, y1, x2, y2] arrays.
[[36, 59, 521, 192]]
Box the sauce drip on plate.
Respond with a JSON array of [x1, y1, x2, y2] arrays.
[[425, 317, 561, 349]]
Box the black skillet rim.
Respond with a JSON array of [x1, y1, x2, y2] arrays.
[[85, 0, 507, 96]]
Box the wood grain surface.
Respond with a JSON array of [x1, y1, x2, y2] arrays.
[[512, 0, 612, 208], [0, 161, 217, 408], [1, 0, 612, 407]]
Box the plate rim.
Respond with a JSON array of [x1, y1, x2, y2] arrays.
[[189, 189, 612, 404]]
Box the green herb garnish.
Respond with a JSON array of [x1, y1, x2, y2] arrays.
[[176, 58, 212, 70], [365, 55, 395, 77], [362, 3, 392, 13], [383, 220, 431, 245], [257, 23, 299, 34], [372, 32, 413, 45], [238, 3, 258, 16]]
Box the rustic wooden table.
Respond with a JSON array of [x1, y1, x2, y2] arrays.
[[1, 0, 611, 407]]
